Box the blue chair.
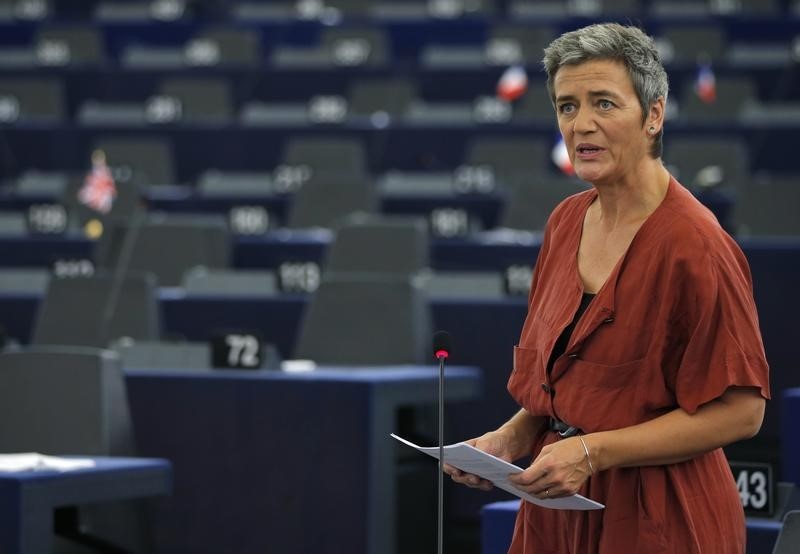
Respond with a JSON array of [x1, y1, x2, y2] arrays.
[[782, 389, 800, 486], [481, 500, 517, 554]]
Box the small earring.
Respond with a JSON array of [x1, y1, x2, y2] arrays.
[[649, 126, 656, 134]]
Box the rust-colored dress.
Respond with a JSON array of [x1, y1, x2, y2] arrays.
[[507, 177, 770, 554]]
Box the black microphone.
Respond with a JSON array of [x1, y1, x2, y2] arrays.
[[432, 330, 451, 554]]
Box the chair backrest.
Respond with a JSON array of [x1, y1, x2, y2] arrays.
[[680, 76, 757, 123], [0, 347, 134, 455], [348, 78, 417, 117], [501, 176, 591, 232], [664, 137, 750, 191], [294, 273, 431, 365], [324, 214, 429, 275], [487, 25, 555, 65], [327, 0, 372, 16], [773, 510, 800, 554], [287, 174, 376, 229], [660, 25, 725, 63], [0, 346, 151, 554], [94, 214, 231, 286], [94, 136, 176, 186], [190, 28, 260, 66], [32, 272, 161, 347], [602, 0, 642, 14], [158, 77, 233, 123], [711, 0, 779, 14], [466, 137, 548, 189], [650, 0, 708, 17], [735, 175, 800, 236], [36, 26, 105, 66], [0, 77, 65, 122], [515, 84, 556, 123], [321, 27, 389, 67], [283, 136, 367, 179]]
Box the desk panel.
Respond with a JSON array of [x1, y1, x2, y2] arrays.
[[0, 457, 171, 554], [124, 366, 482, 554]]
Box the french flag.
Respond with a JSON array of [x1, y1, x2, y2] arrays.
[[694, 62, 716, 104], [496, 65, 528, 102], [551, 135, 574, 176]]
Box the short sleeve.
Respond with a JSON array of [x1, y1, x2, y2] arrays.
[[671, 241, 770, 414]]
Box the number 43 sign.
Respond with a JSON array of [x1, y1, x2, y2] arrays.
[[730, 461, 774, 516]]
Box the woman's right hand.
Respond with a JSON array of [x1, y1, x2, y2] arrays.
[[443, 430, 518, 492]]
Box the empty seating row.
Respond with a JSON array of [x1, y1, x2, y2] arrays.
[[0, 0, 792, 23], [3, 132, 796, 234], [1, 71, 789, 128], [0, 20, 796, 70], [9, 213, 512, 365], [0, 133, 771, 188]]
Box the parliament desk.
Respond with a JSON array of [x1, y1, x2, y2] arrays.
[[481, 500, 782, 554], [0, 457, 172, 554], [124, 365, 482, 554]]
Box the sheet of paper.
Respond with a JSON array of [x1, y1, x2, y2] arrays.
[[391, 434, 604, 510], [0, 453, 96, 473]]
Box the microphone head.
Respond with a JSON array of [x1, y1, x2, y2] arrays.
[[432, 330, 451, 359]]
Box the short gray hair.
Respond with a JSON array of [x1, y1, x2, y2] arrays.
[[542, 23, 669, 158]]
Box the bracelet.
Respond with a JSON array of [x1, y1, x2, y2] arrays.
[[578, 435, 595, 475]]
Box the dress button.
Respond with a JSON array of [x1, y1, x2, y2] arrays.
[[603, 316, 615, 323], [541, 383, 551, 394]]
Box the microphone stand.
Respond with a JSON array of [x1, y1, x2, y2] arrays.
[[98, 209, 146, 345], [432, 330, 450, 554], [437, 350, 446, 554]]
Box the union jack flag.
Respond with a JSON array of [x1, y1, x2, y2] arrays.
[[78, 149, 116, 214]]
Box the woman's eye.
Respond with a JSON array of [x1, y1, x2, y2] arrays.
[[559, 104, 575, 114], [599, 100, 613, 110]]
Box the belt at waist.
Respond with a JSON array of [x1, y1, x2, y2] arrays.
[[548, 417, 582, 438]]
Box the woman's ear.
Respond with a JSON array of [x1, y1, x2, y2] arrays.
[[646, 97, 666, 134]]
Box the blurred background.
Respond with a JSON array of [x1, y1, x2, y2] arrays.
[[0, 0, 798, 553]]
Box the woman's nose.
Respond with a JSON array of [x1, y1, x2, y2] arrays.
[[572, 107, 595, 134]]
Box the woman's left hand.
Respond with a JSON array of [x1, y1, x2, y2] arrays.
[[507, 436, 593, 499]]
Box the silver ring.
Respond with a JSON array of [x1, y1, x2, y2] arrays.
[[545, 489, 550, 497]]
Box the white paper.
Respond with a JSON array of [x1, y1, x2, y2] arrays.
[[391, 434, 604, 510], [0, 453, 96, 473]]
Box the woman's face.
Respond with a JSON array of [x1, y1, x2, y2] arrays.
[[553, 58, 657, 186]]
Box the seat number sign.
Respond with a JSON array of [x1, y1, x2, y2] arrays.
[[730, 461, 773, 516]]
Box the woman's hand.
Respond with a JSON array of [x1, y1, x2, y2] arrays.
[[508, 437, 593, 499], [444, 430, 519, 492]]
